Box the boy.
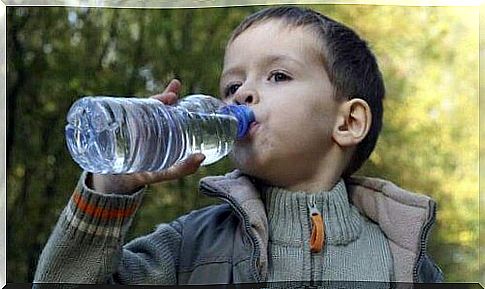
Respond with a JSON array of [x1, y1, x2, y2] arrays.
[[34, 6, 443, 284]]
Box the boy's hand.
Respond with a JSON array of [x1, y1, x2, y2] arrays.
[[89, 79, 206, 194]]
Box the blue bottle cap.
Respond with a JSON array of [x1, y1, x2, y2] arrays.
[[218, 105, 255, 139]]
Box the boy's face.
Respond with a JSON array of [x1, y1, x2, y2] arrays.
[[220, 20, 341, 188]]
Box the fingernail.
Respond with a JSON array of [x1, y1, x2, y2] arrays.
[[197, 154, 206, 162]]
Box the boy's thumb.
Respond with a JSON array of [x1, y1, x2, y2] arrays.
[[173, 153, 206, 177]]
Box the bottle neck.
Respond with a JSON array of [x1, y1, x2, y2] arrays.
[[217, 105, 255, 139]]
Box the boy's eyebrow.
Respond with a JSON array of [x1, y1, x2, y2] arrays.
[[263, 54, 305, 68], [221, 54, 305, 82], [220, 67, 244, 83]]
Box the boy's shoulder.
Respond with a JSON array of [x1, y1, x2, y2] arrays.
[[345, 175, 441, 282], [346, 176, 436, 208], [345, 175, 437, 241], [172, 203, 236, 231]]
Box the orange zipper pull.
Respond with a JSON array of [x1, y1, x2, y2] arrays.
[[308, 196, 325, 253]]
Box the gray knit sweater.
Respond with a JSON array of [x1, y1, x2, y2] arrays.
[[261, 180, 394, 282], [34, 173, 394, 284]]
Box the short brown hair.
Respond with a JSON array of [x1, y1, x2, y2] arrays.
[[229, 6, 385, 177]]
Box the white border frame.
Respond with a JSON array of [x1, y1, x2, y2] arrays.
[[0, 1, 482, 287]]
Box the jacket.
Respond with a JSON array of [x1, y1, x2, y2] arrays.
[[34, 170, 444, 284]]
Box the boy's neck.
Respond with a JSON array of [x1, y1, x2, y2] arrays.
[[285, 177, 340, 193], [258, 151, 347, 193]]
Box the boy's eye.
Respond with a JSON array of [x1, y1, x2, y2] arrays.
[[224, 83, 241, 97], [269, 71, 291, 82]]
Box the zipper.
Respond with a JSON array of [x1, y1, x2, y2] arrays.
[[308, 195, 315, 282], [308, 194, 324, 253], [307, 194, 324, 282], [412, 200, 437, 282], [200, 182, 263, 282]]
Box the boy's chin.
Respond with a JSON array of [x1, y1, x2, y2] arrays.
[[229, 153, 264, 178], [229, 151, 262, 177]]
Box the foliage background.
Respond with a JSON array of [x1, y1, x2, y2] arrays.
[[6, 4, 480, 283]]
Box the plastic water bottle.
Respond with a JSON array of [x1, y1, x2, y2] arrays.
[[65, 94, 254, 174]]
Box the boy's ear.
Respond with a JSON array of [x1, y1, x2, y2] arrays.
[[332, 98, 372, 148]]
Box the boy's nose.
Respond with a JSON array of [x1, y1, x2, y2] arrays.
[[234, 89, 258, 106]]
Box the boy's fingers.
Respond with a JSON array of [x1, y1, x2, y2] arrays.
[[151, 91, 177, 105], [149, 153, 206, 183], [150, 79, 182, 105], [174, 153, 206, 176], [162, 79, 182, 95]]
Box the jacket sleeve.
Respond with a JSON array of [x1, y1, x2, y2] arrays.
[[33, 172, 183, 285]]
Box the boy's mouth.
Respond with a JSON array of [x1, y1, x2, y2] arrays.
[[247, 121, 260, 137]]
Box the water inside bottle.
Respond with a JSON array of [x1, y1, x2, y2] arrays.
[[183, 112, 238, 166], [66, 97, 239, 174]]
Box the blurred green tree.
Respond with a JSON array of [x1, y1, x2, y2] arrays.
[[6, 5, 479, 283]]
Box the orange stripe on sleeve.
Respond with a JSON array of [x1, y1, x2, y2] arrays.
[[72, 191, 138, 220]]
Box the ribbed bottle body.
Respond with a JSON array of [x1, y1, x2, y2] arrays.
[[65, 95, 240, 174]]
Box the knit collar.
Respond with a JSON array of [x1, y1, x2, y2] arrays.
[[260, 179, 363, 246]]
